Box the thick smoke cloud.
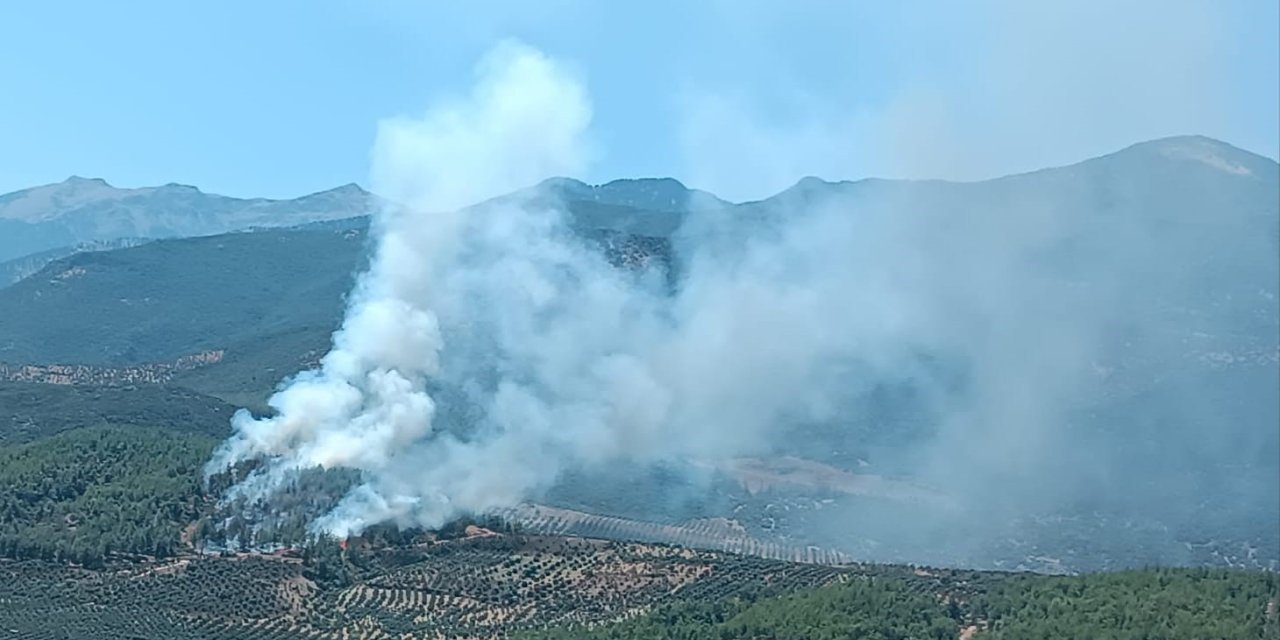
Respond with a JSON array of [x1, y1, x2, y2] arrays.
[[207, 40, 599, 534], [209, 38, 1277, 564], [207, 40, 937, 536]]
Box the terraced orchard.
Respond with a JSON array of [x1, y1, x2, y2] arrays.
[[0, 534, 848, 639], [498, 504, 855, 565], [3, 532, 1276, 639]]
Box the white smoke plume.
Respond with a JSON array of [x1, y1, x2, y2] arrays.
[[207, 40, 600, 535], [207, 40, 928, 537], [208, 37, 1277, 557]]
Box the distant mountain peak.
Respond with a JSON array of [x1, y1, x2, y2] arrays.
[[0, 176, 128, 223], [792, 176, 838, 190], [765, 176, 856, 204], [1152, 137, 1258, 176], [1131, 134, 1232, 151], [1111, 135, 1276, 178], [291, 183, 376, 209], [537, 177, 588, 191], [63, 176, 111, 187], [325, 183, 371, 196], [535, 176, 728, 212], [600, 177, 688, 189], [0, 177, 383, 261]]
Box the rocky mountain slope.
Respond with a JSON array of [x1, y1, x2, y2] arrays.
[[0, 177, 378, 262]]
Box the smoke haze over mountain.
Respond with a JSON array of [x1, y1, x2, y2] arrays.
[[206, 39, 1277, 570]]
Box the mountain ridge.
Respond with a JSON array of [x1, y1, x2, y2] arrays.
[[0, 177, 379, 222], [0, 177, 381, 263], [6, 135, 1272, 222], [3, 134, 1274, 266], [1, 134, 1273, 371], [761, 135, 1279, 200]]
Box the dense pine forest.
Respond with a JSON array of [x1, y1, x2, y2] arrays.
[[0, 425, 214, 565]]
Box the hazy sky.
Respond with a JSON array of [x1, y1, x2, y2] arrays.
[[1, 0, 1276, 201]]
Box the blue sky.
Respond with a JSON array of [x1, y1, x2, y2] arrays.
[[1, 0, 1276, 201]]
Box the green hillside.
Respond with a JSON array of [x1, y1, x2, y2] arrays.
[[0, 426, 215, 565], [0, 227, 363, 367], [0, 382, 235, 445]]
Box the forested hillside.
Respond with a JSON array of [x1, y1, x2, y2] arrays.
[[0, 426, 215, 565], [0, 228, 364, 367], [0, 383, 234, 444]]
